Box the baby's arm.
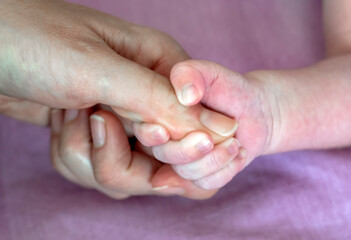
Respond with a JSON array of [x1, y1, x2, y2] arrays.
[[249, 0, 351, 153], [248, 57, 351, 154]]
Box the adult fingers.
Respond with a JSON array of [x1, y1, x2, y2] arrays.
[[56, 109, 131, 199], [90, 17, 190, 77], [58, 109, 101, 188], [50, 109, 89, 188], [0, 95, 50, 126], [89, 110, 161, 195]]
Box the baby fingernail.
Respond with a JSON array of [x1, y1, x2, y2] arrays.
[[227, 139, 240, 155], [196, 138, 213, 153], [152, 185, 185, 195], [90, 115, 106, 148], [151, 127, 169, 141], [64, 109, 79, 123], [238, 148, 247, 169], [180, 83, 199, 105], [200, 108, 238, 137], [238, 148, 247, 160], [51, 109, 62, 134]]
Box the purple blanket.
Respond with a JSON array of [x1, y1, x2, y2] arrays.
[[1, 1, 351, 239]]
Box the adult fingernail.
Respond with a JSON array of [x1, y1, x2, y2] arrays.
[[200, 108, 238, 137], [238, 148, 247, 160], [196, 138, 213, 153], [64, 109, 79, 123], [152, 185, 185, 195], [51, 109, 62, 134], [180, 83, 199, 106], [90, 115, 106, 148]]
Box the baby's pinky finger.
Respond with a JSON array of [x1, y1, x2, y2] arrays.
[[193, 148, 246, 190]]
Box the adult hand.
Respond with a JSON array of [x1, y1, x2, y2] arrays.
[[0, 94, 49, 125], [0, 0, 187, 123], [0, 0, 236, 144], [1, 0, 238, 197], [50, 108, 217, 199]]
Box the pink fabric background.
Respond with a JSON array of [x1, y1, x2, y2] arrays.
[[1, 0, 351, 239]]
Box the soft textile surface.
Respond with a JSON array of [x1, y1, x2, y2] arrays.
[[1, 1, 351, 239]]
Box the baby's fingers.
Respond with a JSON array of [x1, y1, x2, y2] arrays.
[[193, 148, 247, 190], [172, 138, 241, 180], [132, 122, 170, 147], [151, 164, 218, 200], [170, 60, 244, 109], [170, 60, 208, 106], [152, 132, 214, 164]]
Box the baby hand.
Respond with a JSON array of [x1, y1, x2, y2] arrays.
[[136, 60, 273, 190]]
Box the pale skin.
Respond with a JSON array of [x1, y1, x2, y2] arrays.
[[0, 0, 236, 142], [0, 0, 240, 199], [3, 0, 351, 199], [53, 0, 351, 198]]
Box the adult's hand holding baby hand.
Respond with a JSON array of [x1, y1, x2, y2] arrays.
[[0, 0, 235, 142], [1, 0, 238, 198]]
